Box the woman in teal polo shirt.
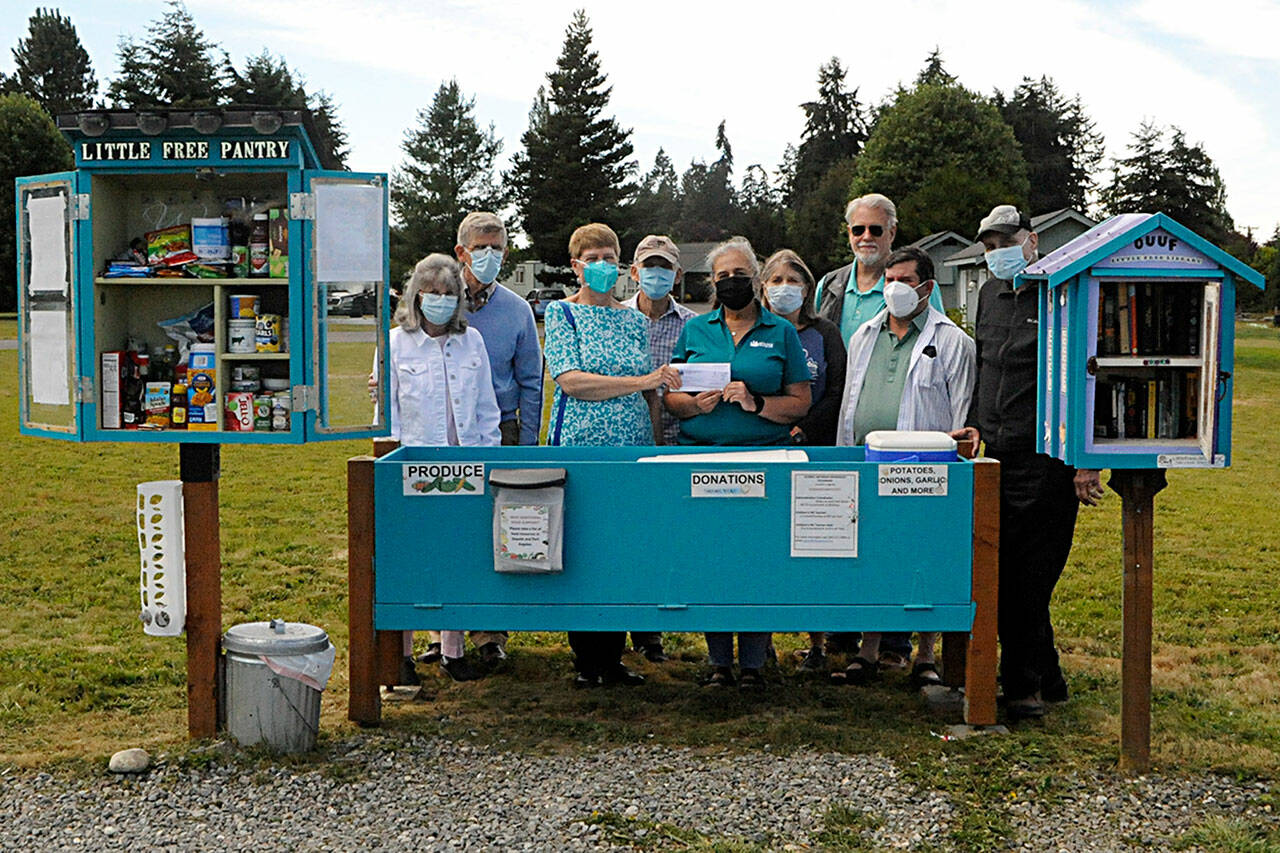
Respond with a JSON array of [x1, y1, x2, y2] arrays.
[[664, 237, 811, 687]]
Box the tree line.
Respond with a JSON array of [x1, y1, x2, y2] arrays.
[[0, 5, 1275, 313]]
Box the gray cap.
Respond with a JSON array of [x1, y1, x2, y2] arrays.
[[634, 234, 680, 266], [977, 204, 1032, 240]]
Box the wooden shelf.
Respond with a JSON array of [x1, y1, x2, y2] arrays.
[[220, 352, 289, 360], [94, 277, 288, 286]]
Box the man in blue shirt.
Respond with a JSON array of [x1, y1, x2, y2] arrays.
[[814, 193, 945, 346], [453, 212, 544, 448]]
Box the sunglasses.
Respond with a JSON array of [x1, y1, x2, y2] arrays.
[[849, 224, 885, 237]]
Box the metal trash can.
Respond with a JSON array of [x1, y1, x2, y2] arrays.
[[223, 619, 332, 753]]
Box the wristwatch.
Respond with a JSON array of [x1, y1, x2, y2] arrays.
[[751, 392, 766, 414]]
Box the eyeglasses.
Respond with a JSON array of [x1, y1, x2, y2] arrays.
[[849, 224, 885, 237]]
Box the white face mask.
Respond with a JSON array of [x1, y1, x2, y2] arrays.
[[883, 280, 929, 318]]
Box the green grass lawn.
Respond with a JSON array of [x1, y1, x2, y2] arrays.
[[0, 321, 1278, 847]]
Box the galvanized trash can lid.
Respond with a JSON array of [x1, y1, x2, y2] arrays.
[[223, 619, 329, 656]]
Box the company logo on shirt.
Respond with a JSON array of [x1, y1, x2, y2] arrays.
[[748, 341, 774, 348]]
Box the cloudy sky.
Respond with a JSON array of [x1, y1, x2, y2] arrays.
[[3, 0, 1277, 238]]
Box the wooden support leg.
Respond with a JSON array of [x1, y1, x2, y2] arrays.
[[965, 458, 1000, 726], [1109, 469, 1167, 774], [348, 455, 382, 726], [181, 444, 221, 740]]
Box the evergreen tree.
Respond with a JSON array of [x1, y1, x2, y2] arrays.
[[738, 164, 787, 257], [790, 157, 859, 274], [628, 147, 682, 238], [225, 50, 306, 107], [676, 120, 738, 241], [107, 1, 225, 108], [1099, 121, 1232, 242], [307, 90, 349, 169], [390, 79, 505, 281], [0, 93, 74, 312], [508, 10, 635, 278], [6, 8, 97, 116], [995, 76, 1103, 214], [852, 77, 1029, 243], [792, 58, 866, 200], [915, 48, 957, 87]]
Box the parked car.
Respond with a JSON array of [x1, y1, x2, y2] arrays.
[[328, 288, 377, 317], [526, 288, 567, 320]]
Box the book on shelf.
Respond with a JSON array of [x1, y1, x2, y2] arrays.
[[1095, 283, 1206, 357], [1146, 378, 1157, 439]]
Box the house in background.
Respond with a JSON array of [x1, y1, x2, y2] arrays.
[[499, 260, 546, 299], [944, 208, 1097, 327], [674, 242, 719, 302], [907, 230, 971, 312]]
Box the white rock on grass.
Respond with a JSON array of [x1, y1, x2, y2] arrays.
[[108, 748, 151, 774]]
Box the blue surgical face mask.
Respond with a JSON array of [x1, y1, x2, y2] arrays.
[[468, 246, 503, 285], [581, 260, 619, 294], [420, 292, 458, 326], [638, 266, 676, 299], [984, 238, 1030, 280], [765, 283, 805, 316]]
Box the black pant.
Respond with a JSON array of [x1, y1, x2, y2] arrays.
[[987, 449, 1079, 701], [629, 631, 661, 649], [568, 631, 625, 677]]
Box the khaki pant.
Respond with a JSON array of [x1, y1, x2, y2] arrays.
[[428, 630, 508, 650]]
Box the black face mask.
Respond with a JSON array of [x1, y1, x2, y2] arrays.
[[715, 275, 755, 311]]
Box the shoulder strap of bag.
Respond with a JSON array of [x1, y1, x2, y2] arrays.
[[549, 301, 578, 446]]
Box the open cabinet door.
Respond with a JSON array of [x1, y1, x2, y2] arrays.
[[1198, 282, 1221, 462], [16, 172, 82, 440], [301, 170, 391, 440]]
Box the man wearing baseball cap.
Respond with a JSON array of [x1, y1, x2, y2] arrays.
[[621, 235, 695, 662], [950, 204, 1102, 721]]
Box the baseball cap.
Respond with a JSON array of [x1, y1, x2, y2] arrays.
[[977, 204, 1032, 241], [634, 235, 680, 266]]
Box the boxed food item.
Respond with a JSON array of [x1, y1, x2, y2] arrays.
[[191, 217, 230, 261], [144, 381, 172, 428], [187, 344, 218, 430], [224, 391, 254, 431], [145, 224, 199, 267], [101, 351, 127, 429], [268, 208, 288, 278]]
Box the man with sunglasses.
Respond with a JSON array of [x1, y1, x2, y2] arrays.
[[814, 193, 943, 668], [814, 193, 944, 348]]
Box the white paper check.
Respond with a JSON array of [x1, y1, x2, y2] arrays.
[[674, 362, 731, 392]]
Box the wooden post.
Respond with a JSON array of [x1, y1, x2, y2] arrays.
[[370, 438, 404, 687], [347, 455, 381, 726], [181, 444, 220, 740], [1108, 468, 1167, 774], [964, 458, 1000, 726]]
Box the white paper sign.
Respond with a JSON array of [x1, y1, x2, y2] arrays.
[[790, 471, 858, 558], [1156, 453, 1225, 469], [877, 464, 948, 496], [674, 362, 731, 392], [499, 504, 550, 562], [690, 471, 765, 498], [402, 462, 485, 496], [29, 309, 70, 406], [27, 194, 68, 296], [315, 183, 384, 283]]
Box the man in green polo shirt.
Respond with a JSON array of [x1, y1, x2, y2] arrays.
[[814, 193, 944, 346]]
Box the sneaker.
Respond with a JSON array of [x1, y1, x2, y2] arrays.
[[738, 668, 765, 689], [399, 656, 421, 686], [1006, 694, 1046, 721], [640, 643, 668, 663], [797, 647, 828, 674], [416, 642, 442, 665], [476, 641, 508, 667], [702, 666, 736, 687], [573, 672, 600, 689], [440, 656, 483, 682], [600, 663, 645, 686]]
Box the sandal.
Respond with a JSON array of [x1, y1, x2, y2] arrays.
[[830, 656, 879, 685], [910, 661, 942, 688]]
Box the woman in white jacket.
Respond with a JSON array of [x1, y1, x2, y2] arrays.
[[390, 253, 500, 681]]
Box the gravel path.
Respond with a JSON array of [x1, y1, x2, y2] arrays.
[[0, 738, 1274, 851]]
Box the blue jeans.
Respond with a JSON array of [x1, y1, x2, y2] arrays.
[[705, 632, 771, 669]]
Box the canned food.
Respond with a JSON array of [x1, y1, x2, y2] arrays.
[[253, 394, 273, 431], [271, 390, 291, 432]]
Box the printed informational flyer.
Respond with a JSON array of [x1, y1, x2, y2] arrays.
[[790, 471, 858, 558], [499, 504, 550, 562]]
